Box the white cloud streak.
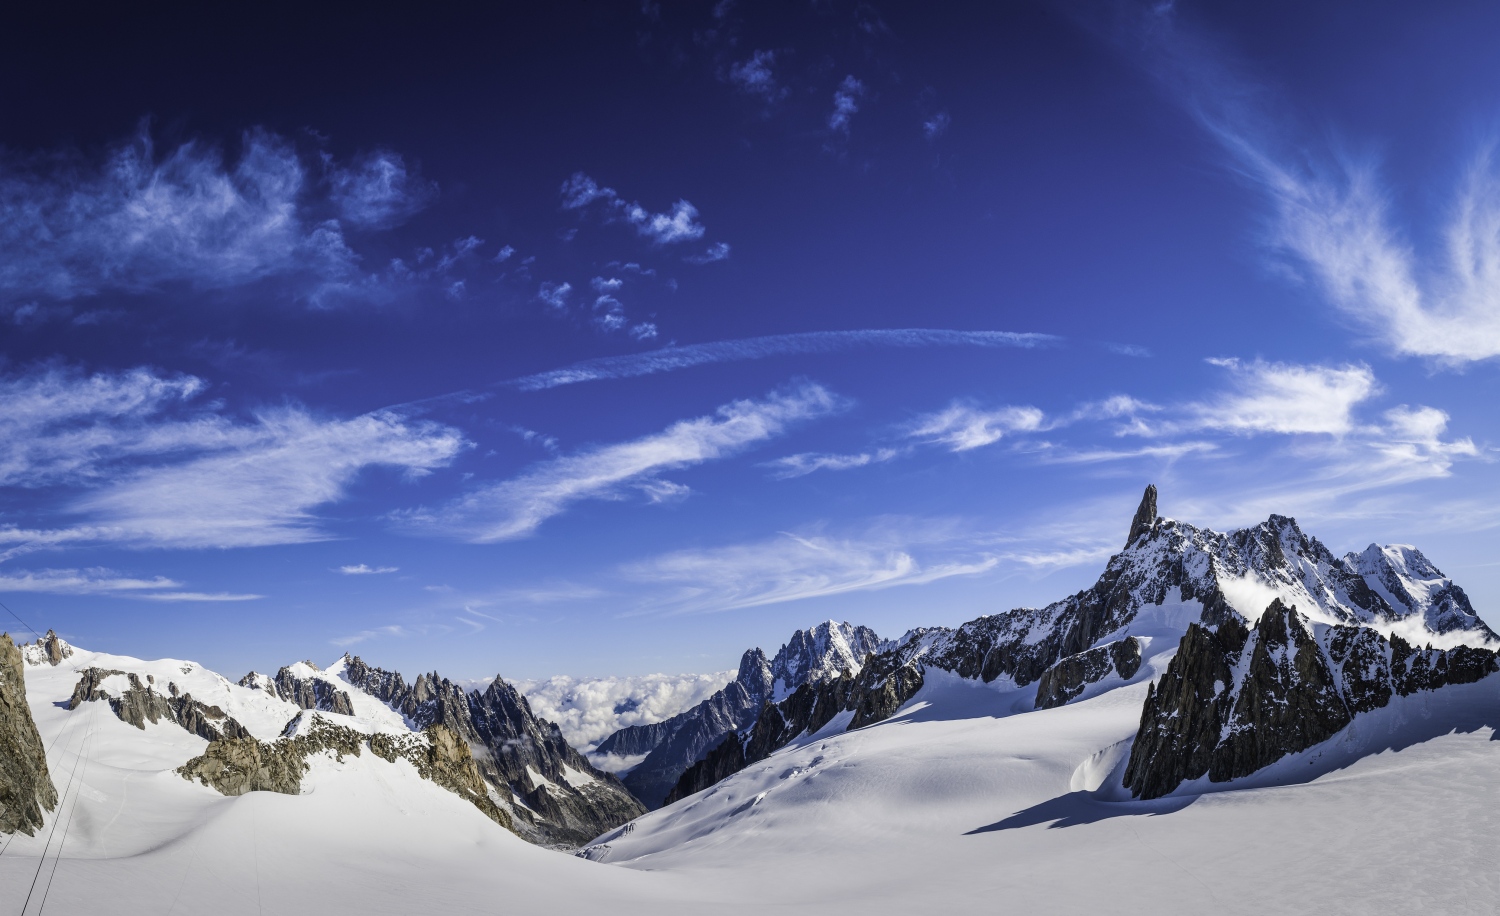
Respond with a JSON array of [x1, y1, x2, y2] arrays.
[[506, 328, 1056, 391], [907, 404, 1046, 451], [0, 364, 467, 551], [338, 564, 398, 575], [74, 407, 467, 548], [623, 530, 997, 614], [764, 448, 903, 479], [0, 567, 261, 601], [407, 382, 844, 542]]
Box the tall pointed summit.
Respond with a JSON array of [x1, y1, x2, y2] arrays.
[[1125, 484, 1158, 548]]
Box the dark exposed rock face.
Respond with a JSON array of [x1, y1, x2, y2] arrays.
[[178, 714, 511, 830], [1124, 600, 1500, 799], [1126, 484, 1158, 548], [340, 655, 643, 847], [238, 666, 354, 715], [599, 648, 773, 810], [0, 634, 57, 836], [69, 668, 253, 741], [1034, 637, 1142, 710], [662, 731, 746, 806]]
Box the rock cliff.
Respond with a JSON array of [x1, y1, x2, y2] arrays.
[[0, 633, 57, 835], [1123, 599, 1499, 799]]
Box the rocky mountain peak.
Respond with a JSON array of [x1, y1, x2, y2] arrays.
[[735, 647, 773, 701], [769, 620, 882, 701], [1126, 483, 1158, 547]]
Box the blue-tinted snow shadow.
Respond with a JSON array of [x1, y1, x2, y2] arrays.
[[966, 791, 1196, 833]]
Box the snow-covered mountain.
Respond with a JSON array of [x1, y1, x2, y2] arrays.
[[648, 485, 1498, 807], [592, 620, 882, 809], [4, 637, 642, 848]]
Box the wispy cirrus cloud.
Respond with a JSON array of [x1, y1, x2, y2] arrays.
[[622, 527, 997, 614], [763, 448, 903, 479], [1132, 4, 1500, 364], [404, 382, 844, 542], [337, 564, 398, 575], [0, 567, 260, 601], [907, 404, 1047, 451], [507, 328, 1056, 390], [0, 364, 467, 551], [0, 124, 434, 305]]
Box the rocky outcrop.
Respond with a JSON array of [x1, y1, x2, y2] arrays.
[[1124, 600, 1500, 799], [178, 714, 510, 830], [1034, 637, 1142, 709], [662, 731, 746, 806], [69, 668, 252, 741], [0, 634, 57, 835], [19, 629, 74, 667], [238, 666, 354, 715], [339, 655, 642, 847]]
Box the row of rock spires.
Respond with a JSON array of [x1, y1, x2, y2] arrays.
[[238, 664, 354, 715]]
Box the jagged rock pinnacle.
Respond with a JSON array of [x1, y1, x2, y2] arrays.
[[1126, 484, 1158, 548]]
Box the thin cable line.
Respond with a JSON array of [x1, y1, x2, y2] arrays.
[[19, 703, 92, 916], [37, 709, 97, 915]]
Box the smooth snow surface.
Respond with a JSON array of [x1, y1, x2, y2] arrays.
[[6, 642, 1498, 914]]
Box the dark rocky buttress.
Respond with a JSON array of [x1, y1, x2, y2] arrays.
[[0, 634, 57, 836], [1124, 599, 1500, 799]]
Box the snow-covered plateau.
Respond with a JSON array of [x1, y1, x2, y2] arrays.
[[2, 487, 1498, 914]]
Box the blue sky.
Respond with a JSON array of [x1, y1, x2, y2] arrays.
[[3, 1, 1500, 680]]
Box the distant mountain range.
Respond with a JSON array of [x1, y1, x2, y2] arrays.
[[2, 484, 1496, 858]]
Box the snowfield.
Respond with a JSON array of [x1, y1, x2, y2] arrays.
[[4, 637, 1497, 915]]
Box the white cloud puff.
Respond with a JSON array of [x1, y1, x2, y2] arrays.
[[559, 172, 706, 245], [0, 125, 434, 303]]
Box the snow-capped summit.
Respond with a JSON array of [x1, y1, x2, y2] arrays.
[[769, 620, 882, 701], [1348, 543, 1487, 642]]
